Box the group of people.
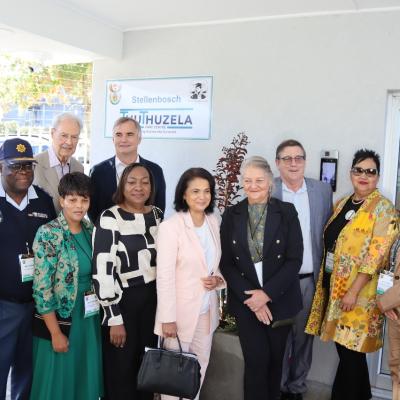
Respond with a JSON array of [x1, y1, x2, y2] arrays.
[[1, 112, 400, 400]]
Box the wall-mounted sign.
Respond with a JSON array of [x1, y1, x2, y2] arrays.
[[104, 76, 213, 140]]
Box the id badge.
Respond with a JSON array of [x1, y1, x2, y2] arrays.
[[377, 271, 394, 295], [19, 254, 34, 282], [325, 251, 334, 273], [84, 291, 100, 318]]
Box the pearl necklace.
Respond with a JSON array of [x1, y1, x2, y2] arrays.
[[351, 196, 364, 205]]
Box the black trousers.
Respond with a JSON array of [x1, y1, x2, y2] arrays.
[[236, 308, 291, 400], [331, 342, 372, 400], [102, 282, 157, 400]]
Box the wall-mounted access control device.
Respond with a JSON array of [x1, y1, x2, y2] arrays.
[[320, 150, 339, 192]]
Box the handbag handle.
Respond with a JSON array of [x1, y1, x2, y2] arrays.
[[157, 335, 196, 400], [160, 334, 183, 354], [160, 334, 188, 371]]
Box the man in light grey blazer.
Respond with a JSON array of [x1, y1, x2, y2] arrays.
[[34, 113, 84, 213], [273, 139, 332, 400]]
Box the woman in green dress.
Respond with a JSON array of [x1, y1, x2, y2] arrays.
[[30, 172, 103, 400]]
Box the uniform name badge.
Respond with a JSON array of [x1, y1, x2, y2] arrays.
[[325, 251, 334, 273], [377, 271, 394, 295], [84, 291, 100, 318], [19, 254, 34, 282]]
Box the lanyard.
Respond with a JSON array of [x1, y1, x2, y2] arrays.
[[248, 203, 268, 240], [60, 163, 71, 177], [72, 228, 92, 261]]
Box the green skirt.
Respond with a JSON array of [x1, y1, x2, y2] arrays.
[[30, 279, 103, 400]]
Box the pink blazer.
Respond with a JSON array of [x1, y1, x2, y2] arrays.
[[154, 211, 224, 342]]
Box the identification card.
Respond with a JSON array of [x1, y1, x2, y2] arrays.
[[19, 254, 34, 282], [84, 291, 100, 318], [325, 251, 334, 273], [377, 271, 394, 295]]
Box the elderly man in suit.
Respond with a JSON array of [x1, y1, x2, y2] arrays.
[[273, 139, 332, 400], [34, 113, 84, 213], [88, 116, 166, 223]]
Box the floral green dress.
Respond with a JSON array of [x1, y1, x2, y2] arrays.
[[30, 230, 103, 400]]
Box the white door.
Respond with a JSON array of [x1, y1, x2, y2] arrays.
[[369, 92, 400, 398]]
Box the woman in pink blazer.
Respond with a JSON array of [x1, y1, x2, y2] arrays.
[[154, 167, 225, 400]]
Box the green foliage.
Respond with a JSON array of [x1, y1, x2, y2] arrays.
[[218, 313, 238, 333], [0, 54, 92, 113], [0, 121, 18, 136]]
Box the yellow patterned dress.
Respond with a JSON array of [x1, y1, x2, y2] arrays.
[[305, 189, 399, 353]]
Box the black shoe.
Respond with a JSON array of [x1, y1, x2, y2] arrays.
[[280, 392, 303, 400]]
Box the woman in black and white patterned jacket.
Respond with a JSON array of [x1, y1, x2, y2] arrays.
[[92, 162, 163, 400]]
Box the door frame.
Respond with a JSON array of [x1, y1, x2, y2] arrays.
[[370, 91, 400, 397]]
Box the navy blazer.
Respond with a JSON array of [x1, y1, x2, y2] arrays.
[[220, 197, 303, 321], [88, 156, 166, 223]]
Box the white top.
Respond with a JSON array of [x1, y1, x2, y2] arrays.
[[115, 155, 140, 184], [0, 180, 38, 211], [194, 220, 216, 314], [48, 145, 71, 179], [282, 180, 313, 274]]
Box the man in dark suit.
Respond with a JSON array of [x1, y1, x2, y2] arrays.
[[273, 140, 332, 400], [89, 117, 166, 223]]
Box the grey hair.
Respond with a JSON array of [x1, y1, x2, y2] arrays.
[[112, 117, 142, 138], [52, 112, 82, 132], [240, 156, 275, 193]]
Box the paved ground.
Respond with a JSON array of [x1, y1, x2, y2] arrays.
[[6, 379, 387, 399], [304, 381, 387, 400]]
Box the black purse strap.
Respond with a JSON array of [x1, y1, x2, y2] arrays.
[[160, 334, 183, 353]]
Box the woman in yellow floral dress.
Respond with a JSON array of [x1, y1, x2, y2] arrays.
[[306, 149, 399, 400]]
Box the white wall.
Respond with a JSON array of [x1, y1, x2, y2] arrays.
[[92, 11, 400, 214], [91, 11, 400, 384]]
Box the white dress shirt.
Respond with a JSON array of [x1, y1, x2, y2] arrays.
[[0, 181, 38, 211], [48, 145, 71, 179], [282, 180, 313, 274], [194, 220, 216, 314], [115, 155, 140, 184]]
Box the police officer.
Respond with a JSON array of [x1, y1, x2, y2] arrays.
[[0, 138, 56, 400]]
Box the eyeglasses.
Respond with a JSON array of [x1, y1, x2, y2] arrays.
[[5, 162, 35, 173], [350, 167, 378, 177], [276, 155, 306, 165]]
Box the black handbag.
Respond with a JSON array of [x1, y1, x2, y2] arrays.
[[32, 311, 72, 340], [137, 335, 201, 399]]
